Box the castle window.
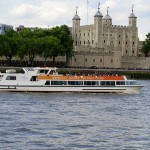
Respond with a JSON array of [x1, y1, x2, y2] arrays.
[[126, 50, 128, 53], [133, 50, 134, 53], [85, 58, 87, 62], [133, 42, 135, 45], [74, 58, 76, 62], [119, 35, 121, 38], [111, 59, 113, 63], [126, 42, 128, 45], [100, 59, 102, 62], [126, 35, 128, 38], [84, 33, 85, 36], [76, 41, 77, 45], [119, 41, 120, 44], [92, 40, 94, 44], [104, 40, 105, 43], [80, 41, 81, 45], [93, 59, 95, 62], [84, 41, 85, 45]]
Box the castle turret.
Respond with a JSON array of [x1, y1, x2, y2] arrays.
[[72, 6, 80, 27], [72, 7, 81, 46], [94, 3, 103, 48], [128, 5, 138, 57], [103, 7, 112, 26], [129, 5, 137, 27]]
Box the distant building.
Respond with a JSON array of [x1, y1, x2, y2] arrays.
[[15, 25, 25, 32], [0, 23, 13, 34], [16, 25, 44, 32]]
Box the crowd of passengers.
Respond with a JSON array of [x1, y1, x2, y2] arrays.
[[65, 73, 120, 76]]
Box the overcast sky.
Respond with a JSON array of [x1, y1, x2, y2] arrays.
[[0, 0, 150, 40]]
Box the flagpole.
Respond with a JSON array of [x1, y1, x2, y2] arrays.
[[87, 0, 89, 25]]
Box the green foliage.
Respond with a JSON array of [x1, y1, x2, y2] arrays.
[[142, 33, 150, 57], [0, 25, 73, 66], [0, 30, 18, 66]]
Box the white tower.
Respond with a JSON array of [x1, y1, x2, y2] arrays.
[[94, 3, 103, 48]]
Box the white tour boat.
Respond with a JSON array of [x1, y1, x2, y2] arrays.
[[0, 67, 143, 94]]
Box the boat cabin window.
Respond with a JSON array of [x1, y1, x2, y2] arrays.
[[100, 81, 115, 86], [45, 81, 50, 85], [51, 81, 67, 85], [116, 81, 125, 85], [6, 76, 16, 80], [84, 81, 99, 86], [30, 76, 37, 81], [38, 69, 49, 75], [68, 81, 83, 85], [49, 70, 56, 75]]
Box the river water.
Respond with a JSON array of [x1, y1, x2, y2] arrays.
[[0, 80, 150, 150]]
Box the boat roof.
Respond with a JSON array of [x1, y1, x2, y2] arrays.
[[23, 67, 57, 75]]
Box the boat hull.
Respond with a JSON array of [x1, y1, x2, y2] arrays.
[[0, 85, 143, 94]]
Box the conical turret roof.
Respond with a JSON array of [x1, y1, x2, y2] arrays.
[[103, 7, 112, 20], [129, 5, 137, 18], [72, 7, 81, 20], [94, 3, 103, 17]]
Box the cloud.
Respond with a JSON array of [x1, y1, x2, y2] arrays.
[[0, 0, 150, 40]]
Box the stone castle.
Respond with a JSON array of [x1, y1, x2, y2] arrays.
[[68, 4, 150, 69]]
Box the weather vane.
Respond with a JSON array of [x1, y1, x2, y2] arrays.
[[76, 6, 78, 14], [107, 6, 109, 15], [132, 5, 134, 13], [98, 3, 100, 11]]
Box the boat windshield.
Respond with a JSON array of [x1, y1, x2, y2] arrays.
[[37, 69, 49, 75], [126, 81, 136, 85], [0, 75, 3, 81]]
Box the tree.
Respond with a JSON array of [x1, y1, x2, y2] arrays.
[[0, 25, 73, 67], [50, 25, 73, 65], [19, 29, 40, 66], [142, 33, 150, 57], [59, 25, 74, 65], [17, 36, 28, 65], [0, 29, 18, 66], [39, 36, 63, 66]]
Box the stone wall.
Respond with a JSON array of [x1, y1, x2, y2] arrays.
[[122, 56, 150, 69], [70, 48, 121, 68]]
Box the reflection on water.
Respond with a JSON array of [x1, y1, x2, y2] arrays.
[[0, 80, 150, 150]]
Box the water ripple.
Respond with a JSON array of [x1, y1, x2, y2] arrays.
[[0, 80, 149, 150]]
